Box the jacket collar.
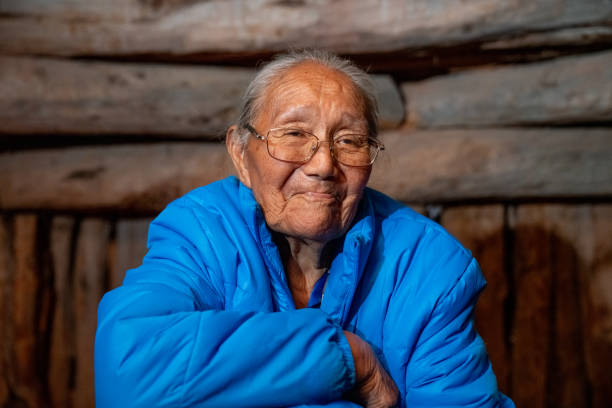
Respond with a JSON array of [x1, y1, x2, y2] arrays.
[[323, 193, 375, 324], [236, 177, 376, 325]]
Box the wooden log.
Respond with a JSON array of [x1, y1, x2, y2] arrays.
[[370, 128, 612, 203], [48, 217, 75, 408], [583, 205, 612, 408], [0, 142, 235, 213], [0, 0, 610, 57], [0, 56, 403, 138], [402, 50, 612, 128], [440, 205, 510, 393], [548, 206, 595, 408], [509, 205, 554, 408], [480, 26, 612, 50], [0, 373, 6, 407], [1, 127, 611, 213], [109, 218, 152, 289], [371, 75, 404, 129], [0, 56, 253, 138], [72, 218, 110, 408], [0, 215, 12, 406], [8, 215, 45, 407]]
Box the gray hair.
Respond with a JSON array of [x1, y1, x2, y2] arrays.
[[234, 49, 379, 145]]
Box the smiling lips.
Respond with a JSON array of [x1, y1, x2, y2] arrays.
[[293, 190, 340, 203]]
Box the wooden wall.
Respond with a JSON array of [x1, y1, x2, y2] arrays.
[[1, 1, 611, 407]]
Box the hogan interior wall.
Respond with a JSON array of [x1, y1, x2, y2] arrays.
[[0, 1, 611, 407]]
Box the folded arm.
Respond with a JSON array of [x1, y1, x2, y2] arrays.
[[401, 258, 514, 407], [94, 202, 356, 407]]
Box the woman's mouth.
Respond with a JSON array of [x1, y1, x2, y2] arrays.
[[303, 191, 337, 200]]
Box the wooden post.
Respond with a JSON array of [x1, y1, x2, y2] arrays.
[[72, 218, 110, 408], [8, 215, 45, 407], [509, 205, 554, 408], [0, 214, 12, 406], [509, 204, 612, 407], [109, 218, 152, 289], [575, 206, 612, 408], [48, 216, 76, 408]]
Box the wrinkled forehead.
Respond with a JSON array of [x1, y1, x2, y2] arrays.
[[255, 62, 367, 126]]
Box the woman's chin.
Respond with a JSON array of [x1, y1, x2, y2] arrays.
[[264, 201, 355, 243], [284, 217, 346, 243]]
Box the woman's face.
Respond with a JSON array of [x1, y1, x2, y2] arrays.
[[230, 62, 372, 244]]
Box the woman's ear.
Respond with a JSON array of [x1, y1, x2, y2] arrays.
[[226, 125, 252, 188]]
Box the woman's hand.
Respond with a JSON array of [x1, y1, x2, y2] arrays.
[[344, 331, 399, 408]]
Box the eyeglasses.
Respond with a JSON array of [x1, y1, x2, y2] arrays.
[[245, 124, 384, 167]]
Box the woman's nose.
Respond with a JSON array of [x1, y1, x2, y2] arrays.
[[302, 140, 336, 179]]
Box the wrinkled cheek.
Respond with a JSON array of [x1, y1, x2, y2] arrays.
[[341, 197, 362, 225], [260, 204, 285, 230], [252, 188, 286, 219]]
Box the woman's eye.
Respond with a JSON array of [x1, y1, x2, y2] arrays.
[[336, 136, 364, 146], [283, 130, 306, 138]]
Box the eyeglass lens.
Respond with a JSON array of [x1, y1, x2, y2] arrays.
[[266, 128, 377, 166]]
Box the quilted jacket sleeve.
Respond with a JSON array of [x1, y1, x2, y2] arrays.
[[292, 403, 361, 407], [94, 202, 355, 407], [403, 258, 514, 407]]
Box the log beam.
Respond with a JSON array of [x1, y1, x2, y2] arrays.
[[0, 0, 610, 57], [370, 128, 612, 202], [0, 56, 403, 138], [0, 57, 253, 138], [0, 141, 236, 213], [402, 50, 612, 128], [1, 128, 610, 213]]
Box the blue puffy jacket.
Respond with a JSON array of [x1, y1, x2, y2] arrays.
[[95, 176, 514, 407]]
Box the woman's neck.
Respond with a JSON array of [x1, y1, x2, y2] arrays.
[[274, 234, 339, 308]]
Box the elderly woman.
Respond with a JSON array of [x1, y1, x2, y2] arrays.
[[95, 50, 513, 407]]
